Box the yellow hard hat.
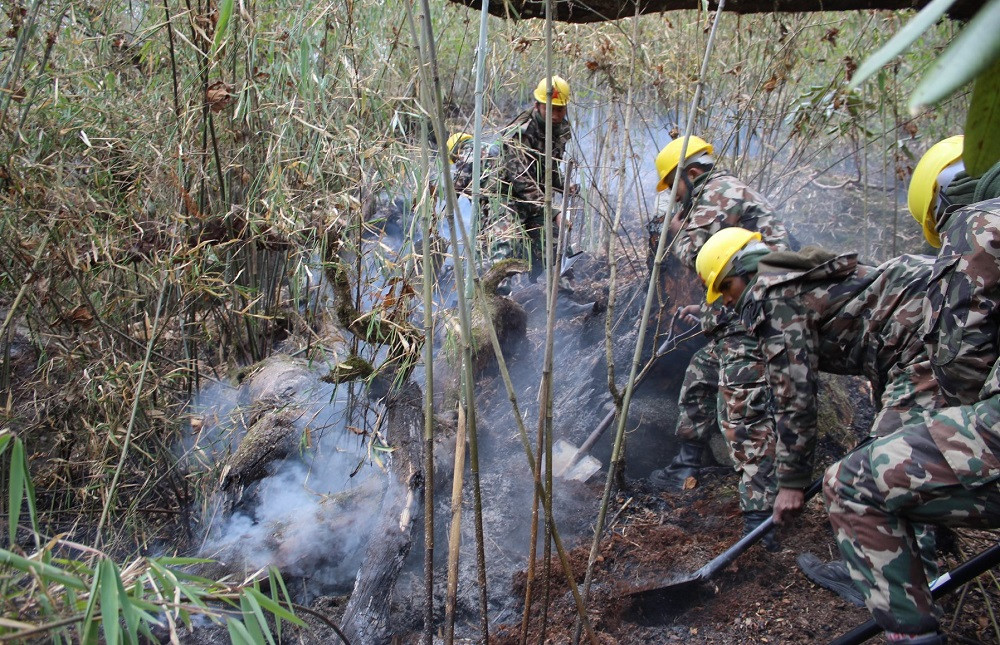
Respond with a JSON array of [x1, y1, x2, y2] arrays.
[[446, 132, 473, 163], [696, 227, 762, 304], [655, 135, 713, 192], [908, 135, 964, 248], [533, 75, 570, 106]]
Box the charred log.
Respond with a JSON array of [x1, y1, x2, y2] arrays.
[[446, 0, 983, 24], [340, 383, 424, 644]]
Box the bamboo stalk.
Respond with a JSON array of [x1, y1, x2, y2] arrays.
[[418, 100, 437, 645], [406, 0, 490, 639], [444, 396, 468, 644], [574, 4, 728, 643], [469, 0, 491, 284], [523, 3, 560, 638]]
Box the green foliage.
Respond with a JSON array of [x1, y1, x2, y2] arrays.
[[214, 0, 236, 56], [0, 432, 303, 644], [910, 0, 1000, 112], [849, 0, 1000, 173], [964, 59, 1000, 175], [0, 543, 305, 643], [849, 0, 958, 90], [2, 434, 38, 545]]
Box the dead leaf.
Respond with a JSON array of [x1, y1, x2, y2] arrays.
[[66, 306, 94, 326], [843, 56, 857, 83], [206, 81, 234, 113], [513, 37, 532, 53], [683, 476, 697, 490], [762, 74, 778, 93]]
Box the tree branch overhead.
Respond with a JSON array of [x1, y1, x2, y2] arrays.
[[448, 0, 985, 24]]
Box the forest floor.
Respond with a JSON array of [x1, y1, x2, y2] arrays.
[[492, 472, 1000, 645]]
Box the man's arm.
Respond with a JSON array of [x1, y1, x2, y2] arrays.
[[753, 295, 821, 491]]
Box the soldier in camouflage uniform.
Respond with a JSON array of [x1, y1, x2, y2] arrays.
[[822, 370, 1000, 643], [821, 139, 1000, 643], [727, 247, 948, 507], [696, 229, 951, 605], [912, 138, 1000, 406], [647, 137, 790, 546], [453, 75, 574, 282]]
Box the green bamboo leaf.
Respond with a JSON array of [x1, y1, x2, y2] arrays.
[[174, 580, 210, 612], [226, 618, 257, 645], [0, 434, 12, 458], [0, 549, 88, 590], [112, 559, 140, 644], [18, 438, 38, 535], [248, 588, 303, 625], [850, 0, 958, 89], [300, 38, 311, 87], [82, 557, 102, 645], [910, 0, 1000, 111], [212, 0, 235, 55], [8, 439, 25, 543], [238, 596, 265, 644], [963, 54, 1000, 175], [100, 560, 121, 645], [244, 592, 276, 645]]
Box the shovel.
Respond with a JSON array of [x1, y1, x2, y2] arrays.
[[625, 436, 877, 596], [553, 310, 701, 481], [623, 477, 825, 596], [829, 540, 1000, 645]]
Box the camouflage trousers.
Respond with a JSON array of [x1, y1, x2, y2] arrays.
[[846, 358, 948, 591], [486, 210, 553, 281], [824, 401, 1000, 635], [675, 326, 777, 512]]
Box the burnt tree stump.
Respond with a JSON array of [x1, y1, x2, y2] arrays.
[[339, 383, 424, 644]]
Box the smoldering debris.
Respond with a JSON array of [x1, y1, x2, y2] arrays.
[[182, 355, 389, 595]]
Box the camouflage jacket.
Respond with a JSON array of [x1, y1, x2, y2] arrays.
[[671, 171, 790, 272], [739, 249, 937, 489], [669, 171, 791, 334], [921, 197, 1000, 405], [495, 108, 572, 221], [451, 138, 503, 197]]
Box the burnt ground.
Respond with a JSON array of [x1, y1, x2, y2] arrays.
[[490, 469, 1000, 645]]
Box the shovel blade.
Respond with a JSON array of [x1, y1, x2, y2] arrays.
[[553, 439, 601, 481], [621, 571, 704, 597]]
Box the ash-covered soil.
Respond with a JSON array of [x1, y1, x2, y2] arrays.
[[490, 470, 998, 645]]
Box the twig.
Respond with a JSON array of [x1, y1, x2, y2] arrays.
[[290, 603, 352, 645]]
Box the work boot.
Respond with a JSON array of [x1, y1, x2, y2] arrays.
[[742, 511, 780, 552], [796, 552, 865, 607], [885, 632, 947, 644], [648, 441, 704, 491]]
